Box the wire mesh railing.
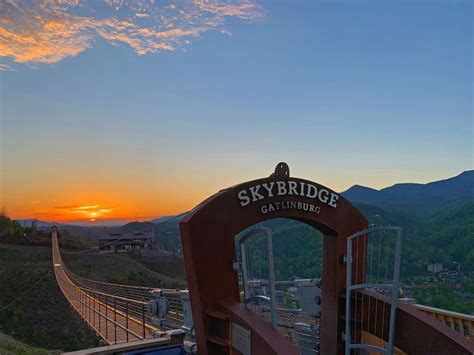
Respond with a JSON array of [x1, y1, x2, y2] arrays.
[[243, 290, 321, 354], [235, 227, 322, 354], [345, 227, 402, 355]]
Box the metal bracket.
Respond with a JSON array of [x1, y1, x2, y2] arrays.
[[342, 255, 351, 264], [341, 332, 347, 342], [270, 162, 290, 178], [232, 261, 241, 271]]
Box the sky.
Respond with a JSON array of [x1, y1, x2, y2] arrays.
[[0, 0, 472, 224]]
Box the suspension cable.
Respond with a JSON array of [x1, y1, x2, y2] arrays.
[[1, 272, 50, 312]]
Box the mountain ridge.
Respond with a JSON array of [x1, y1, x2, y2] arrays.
[[342, 170, 473, 216]]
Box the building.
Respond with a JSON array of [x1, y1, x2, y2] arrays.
[[98, 229, 154, 253], [31, 219, 38, 231], [427, 263, 444, 273]]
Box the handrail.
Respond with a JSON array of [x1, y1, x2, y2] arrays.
[[412, 303, 474, 340], [359, 290, 474, 354], [51, 230, 165, 344]]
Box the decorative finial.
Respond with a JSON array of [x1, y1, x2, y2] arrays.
[[270, 162, 290, 178]]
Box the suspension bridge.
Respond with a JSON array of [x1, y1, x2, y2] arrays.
[[51, 228, 185, 346]]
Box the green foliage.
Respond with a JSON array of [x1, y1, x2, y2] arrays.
[[354, 202, 474, 281], [0, 212, 24, 237], [154, 219, 182, 252], [153, 200, 474, 314], [0, 333, 55, 354], [236, 219, 323, 280], [0, 248, 99, 351], [413, 282, 474, 314], [421, 202, 474, 272], [234, 202, 473, 313], [284, 297, 299, 309]]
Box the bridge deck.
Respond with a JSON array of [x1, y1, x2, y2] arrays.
[[52, 231, 157, 344]]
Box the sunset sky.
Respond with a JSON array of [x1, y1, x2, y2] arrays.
[[0, 0, 472, 224]]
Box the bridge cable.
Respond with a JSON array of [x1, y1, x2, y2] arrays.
[[1, 272, 50, 312]]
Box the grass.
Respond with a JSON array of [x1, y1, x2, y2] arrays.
[[0, 332, 57, 354], [0, 245, 99, 352], [62, 250, 187, 289]]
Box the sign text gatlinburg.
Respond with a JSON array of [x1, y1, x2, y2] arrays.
[[238, 180, 339, 214]]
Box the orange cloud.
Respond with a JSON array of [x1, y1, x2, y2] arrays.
[[52, 204, 116, 220], [0, 0, 264, 65]]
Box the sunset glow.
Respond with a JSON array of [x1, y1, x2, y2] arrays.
[[1, 1, 471, 225]]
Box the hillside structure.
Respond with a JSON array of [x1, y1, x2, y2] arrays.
[[98, 229, 154, 253]]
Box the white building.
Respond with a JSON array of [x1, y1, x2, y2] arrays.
[[427, 263, 443, 273]]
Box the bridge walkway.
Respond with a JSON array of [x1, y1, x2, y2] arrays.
[[52, 230, 159, 344]]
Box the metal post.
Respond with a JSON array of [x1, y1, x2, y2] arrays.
[[105, 295, 108, 340], [93, 293, 96, 327], [142, 304, 146, 339], [266, 229, 277, 329], [387, 228, 402, 354], [98, 294, 101, 334], [114, 298, 117, 344], [345, 238, 353, 355], [240, 242, 250, 302], [126, 300, 129, 342], [88, 292, 91, 325]]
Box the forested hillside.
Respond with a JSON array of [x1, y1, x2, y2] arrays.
[[242, 202, 474, 281], [153, 202, 473, 282], [342, 170, 473, 216]]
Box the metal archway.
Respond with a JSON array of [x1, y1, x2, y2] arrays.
[[180, 163, 368, 354]]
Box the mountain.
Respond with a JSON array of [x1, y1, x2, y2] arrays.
[[342, 170, 474, 216], [151, 216, 176, 224], [119, 221, 155, 233]]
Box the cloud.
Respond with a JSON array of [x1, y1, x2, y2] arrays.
[[0, 63, 14, 71], [54, 204, 113, 211], [53, 204, 116, 219], [0, 0, 264, 65], [53, 205, 86, 210]]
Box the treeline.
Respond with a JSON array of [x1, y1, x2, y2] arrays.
[[156, 202, 473, 282], [392, 202, 474, 278], [233, 202, 474, 283], [0, 212, 24, 237], [0, 212, 52, 246], [237, 219, 323, 280], [413, 282, 474, 314]]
